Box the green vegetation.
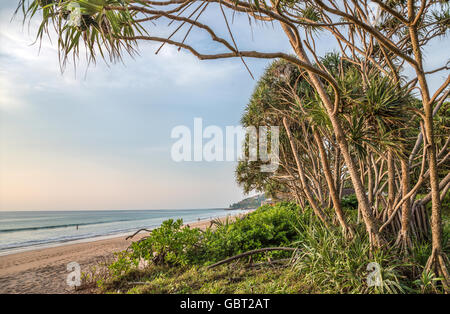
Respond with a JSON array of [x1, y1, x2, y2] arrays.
[[92, 203, 448, 294], [341, 194, 358, 210], [107, 203, 299, 275]]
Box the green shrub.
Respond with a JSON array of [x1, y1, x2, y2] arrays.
[[201, 202, 300, 263], [109, 219, 203, 276], [341, 194, 358, 209], [133, 219, 205, 265], [108, 203, 301, 275]]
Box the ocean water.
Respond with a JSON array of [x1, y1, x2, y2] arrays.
[[0, 209, 250, 255]]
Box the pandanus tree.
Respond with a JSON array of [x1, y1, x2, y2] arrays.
[[238, 53, 448, 292], [237, 55, 425, 243], [17, 0, 449, 288]]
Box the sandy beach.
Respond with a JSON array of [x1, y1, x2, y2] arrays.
[[0, 215, 242, 294]]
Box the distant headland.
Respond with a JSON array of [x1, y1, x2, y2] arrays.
[[228, 194, 267, 210]]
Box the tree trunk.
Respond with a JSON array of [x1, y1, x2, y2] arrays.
[[407, 10, 448, 288], [396, 158, 412, 253], [334, 145, 342, 201], [278, 24, 385, 247], [387, 150, 396, 218], [282, 117, 330, 227], [313, 129, 354, 238], [367, 154, 374, 211]]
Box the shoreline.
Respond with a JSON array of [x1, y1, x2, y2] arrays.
[[0, 211, 252, 294], [0, 210, 252, 257]]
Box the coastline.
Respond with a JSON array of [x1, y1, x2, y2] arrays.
[[0, 209, 251, 257], [0, 212, 252, 294]]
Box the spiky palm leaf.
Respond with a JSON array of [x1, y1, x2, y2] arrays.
[[16, 0, 146, 68]]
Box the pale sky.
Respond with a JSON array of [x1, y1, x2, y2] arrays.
[[0, 2, 448, 211]]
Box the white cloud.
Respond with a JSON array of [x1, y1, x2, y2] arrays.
[[0, 7, 245, 113], [0, 74, 24, 111]]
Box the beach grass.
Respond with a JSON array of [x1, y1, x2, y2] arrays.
[[100, 265, 302, 294]]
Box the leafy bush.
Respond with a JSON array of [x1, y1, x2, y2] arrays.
[[341, 194, 358, 209], [201, 202, 300, 263], [109, 219, 203, 276], [108, 203, 301, 275], [132, 219, 204, 265]]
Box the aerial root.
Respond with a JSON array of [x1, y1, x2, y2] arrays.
[[207, 247, 296, 269], [394, 231, 413, 256], [425, 249, 450, 292], [343, 224, 355, 240]]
